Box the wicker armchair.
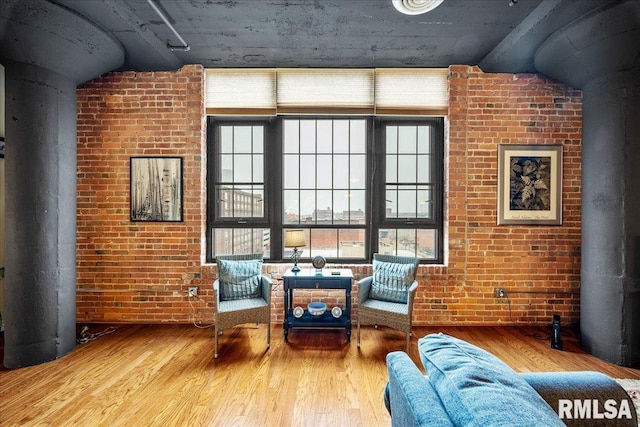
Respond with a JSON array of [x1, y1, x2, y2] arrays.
[[213, 253, 272, 359], [357, 254, 420, 353]]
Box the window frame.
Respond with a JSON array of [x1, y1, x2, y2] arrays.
[[206, 117, 281, 260], [280, 117, 372, 262], [206, 116, 444, 264], [212, 121, 269, 223], [373, 117, 445, 262]]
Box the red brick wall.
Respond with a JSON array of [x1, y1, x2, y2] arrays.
[[76, 65, 582, 326], [432, 65, 582, 325], [76, 65, 207, 322]]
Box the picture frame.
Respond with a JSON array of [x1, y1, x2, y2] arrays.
[[497, 144, 562, 225], [130, 157, 183, 222]]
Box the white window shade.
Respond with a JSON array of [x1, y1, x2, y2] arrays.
[[375, 68, 448, 115], [205, 68, 448, 116], [276, 68, 374, 114], [206, 68, 276, 115]]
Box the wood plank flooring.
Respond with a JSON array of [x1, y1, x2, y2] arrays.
[[1, 324, 639, 426]]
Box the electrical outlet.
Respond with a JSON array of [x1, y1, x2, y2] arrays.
[[188, 286, 199, 297], [494, 288, 507, 298]]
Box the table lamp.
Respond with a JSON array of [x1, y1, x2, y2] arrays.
[[284, 229, 306, 272]]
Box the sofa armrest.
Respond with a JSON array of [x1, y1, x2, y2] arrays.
[[386, 352, 454, 427], [260, 275, 272, 303], [357, 276, 373, 303], [520, 371, 638, 427], [213, 280, 221, 305], [407, 280, 418, 315]]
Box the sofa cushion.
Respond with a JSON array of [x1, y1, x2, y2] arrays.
[[418, 333, 564, 427], [217, 257, 262, 301], [370, 257, 418, 303]]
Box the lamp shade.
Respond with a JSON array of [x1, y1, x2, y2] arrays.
[[284, 230, 306, 248]]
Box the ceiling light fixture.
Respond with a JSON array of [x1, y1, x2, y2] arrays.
[[392, 0, 444, 15]]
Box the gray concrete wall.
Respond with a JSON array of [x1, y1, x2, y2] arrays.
[[534, 0, 640, 368], [3, 63, 77, 368], [1, 0, 123, 368], [581, 69, 640, 367], [1, 64, 5, 331]]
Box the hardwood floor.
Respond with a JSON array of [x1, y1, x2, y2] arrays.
[[1, 324, 639, 426]]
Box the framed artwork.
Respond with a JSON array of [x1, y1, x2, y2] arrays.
[[497, 144, 562, 225], [130, 157, 183, 222]]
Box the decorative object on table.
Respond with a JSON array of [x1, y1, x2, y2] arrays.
[[497, 144, 562, 225], [312, 255, 326, 273], [293, 306, 304, 318], [331, 306, 343, 319], [130, 157, 183, 222], [284, 229, 306, 272], [307, 301, 327, 317]]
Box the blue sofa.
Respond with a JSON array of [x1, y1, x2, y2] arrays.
[[385, 333, 638, 427]]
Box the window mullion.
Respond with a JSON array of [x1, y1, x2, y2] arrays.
[[415, 125, 419, 218], [231, 126, 235, 218], [250, 126, 254, 218], [270, 118, 283, 260], [315, 120, 318, 225], [348, 120, 353, 224], [333, 120, 338, 225]]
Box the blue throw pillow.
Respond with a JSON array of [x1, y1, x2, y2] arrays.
[[419, 333, 564, 427], [217, 258, 263, 301], [370, 258, 418, 303]]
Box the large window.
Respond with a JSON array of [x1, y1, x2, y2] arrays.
[[283, 118, 367, 259], [376, 122, 443, 260], [207, 116, 444, 263], [209, 121, 271, 257]]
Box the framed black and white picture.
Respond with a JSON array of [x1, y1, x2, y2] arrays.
[[130, 157, 183, 222], [497, 144, 562, 225]]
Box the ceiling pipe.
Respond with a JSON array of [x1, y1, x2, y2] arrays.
[[146, 0, 190, 51]]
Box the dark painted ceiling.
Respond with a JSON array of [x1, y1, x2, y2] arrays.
[[1, 0, 636, 86], [57, 0, 552, 70]]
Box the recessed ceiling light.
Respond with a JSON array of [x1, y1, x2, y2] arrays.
[[392, 0, 444, 15]]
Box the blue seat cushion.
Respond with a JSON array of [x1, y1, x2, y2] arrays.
[[217, 257, 262, 301], [370, 257, 418, 303], [418, 333, 564, 427]]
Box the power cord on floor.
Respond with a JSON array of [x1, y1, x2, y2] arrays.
[[505, 294, 577, 341], [187, 294, 215, 329], [506, 296, 551, 341], [76, 325, 118, 344]]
